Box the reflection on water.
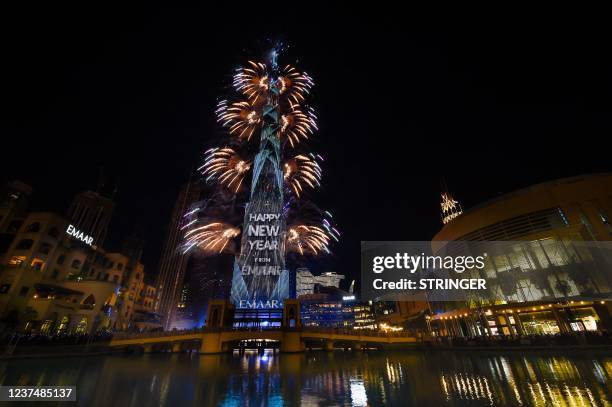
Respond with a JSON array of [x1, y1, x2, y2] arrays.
[[1, 350, 612, 406]]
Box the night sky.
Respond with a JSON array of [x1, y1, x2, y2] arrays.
[[3, 6, 611, 286]]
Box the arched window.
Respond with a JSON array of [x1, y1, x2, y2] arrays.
[[71, 259, 81, 269], [56, 254, 66, 265], [15, 239, 34, 250], [25, 222, 41, 233]]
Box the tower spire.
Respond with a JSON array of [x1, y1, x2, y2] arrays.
[[440, 178, 463, 225]]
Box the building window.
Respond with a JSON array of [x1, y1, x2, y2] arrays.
[[71, 259, 81, 269], [117, 263, 123, 271], [8, 256, 26, 266], [8, 220, 22, 233], [48, 227, 60, 238], [30, 259, 44, 271], [19, 286, 29, 297], [113, 275, 119, 284], [25, 222, 41, 233], [15, 239, 34, 250], [39, 243, 52, 255], [135, 273, 140, 280], [56, 254, 66, 265]]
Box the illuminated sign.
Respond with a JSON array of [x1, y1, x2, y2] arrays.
[[66, 224, 94, 246], [342, 295, 356, 301]]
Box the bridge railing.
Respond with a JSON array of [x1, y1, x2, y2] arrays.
[[112, 326, 415, 341], [301, 327, 414, 338]]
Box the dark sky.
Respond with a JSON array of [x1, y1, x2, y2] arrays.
[[2, 6, 611, 285]]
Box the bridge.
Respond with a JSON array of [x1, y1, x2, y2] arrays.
[[109, 327, 418, 353], [109, 299, 417, 353]]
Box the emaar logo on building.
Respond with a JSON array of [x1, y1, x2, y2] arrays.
[[66, 224, 94, 246]]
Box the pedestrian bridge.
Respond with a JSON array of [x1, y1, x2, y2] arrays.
[[109, 328, 418, 354]]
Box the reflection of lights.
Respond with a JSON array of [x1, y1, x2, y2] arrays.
[[379, 323, 403, 333], [349, 378, 368, 407]]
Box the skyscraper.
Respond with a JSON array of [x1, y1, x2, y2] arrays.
[[155, 181, 200, 329], [67, 190, 114, 248]]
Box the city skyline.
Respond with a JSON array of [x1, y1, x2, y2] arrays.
[[3, 7, 612, 286]]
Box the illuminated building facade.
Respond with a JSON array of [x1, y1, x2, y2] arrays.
[[0, 186, 159, 334], [295, 268, 345, 296], [67, 190, 114, 248], [429, 173, 612, 337], [300, 286, 355, 328], [156, 181, 200, 329]]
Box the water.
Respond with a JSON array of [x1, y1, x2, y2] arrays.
[[1, 350, 612, 406]]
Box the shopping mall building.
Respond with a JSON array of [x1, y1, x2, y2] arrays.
[[428, 173, 612, 337]]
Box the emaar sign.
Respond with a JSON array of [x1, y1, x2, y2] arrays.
[[66, 224, 94, 246]]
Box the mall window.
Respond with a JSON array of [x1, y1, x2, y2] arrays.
[[71, 259, 82, 269], [15, 239, 34, 250], [25, 222, 41, 233], [56, 254, 65, 265], [19, 286, 29, 297]]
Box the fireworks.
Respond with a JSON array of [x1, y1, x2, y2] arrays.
[[233, 61, 269, 104], [216, 100, 262, 141], [279, 105, 318, 147], [186, 50, 339, 263], [276, 65, 314, 104], [283, 153, 322, 197], [286, 212, 339, 256], [183, 222, 240, 255], [233, 62, 314, 105], [200, 147, 251, 193]]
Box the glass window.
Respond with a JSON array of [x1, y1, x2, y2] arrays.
[[25, 222, 41, 233], [56, 254, 66, 265], [71, 259, 81, 269], [19, 286, 29, 296]]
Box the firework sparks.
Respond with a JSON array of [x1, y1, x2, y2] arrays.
[[216, 100, 262, 141], [276, 65, 314, 104], [184, 222, 240, 255], [279, 105, 318, 147], [283, 153, 322, 197], [233, 61, 269, 104], [200, 147, 251, 192], [286, 213, 339, 256]]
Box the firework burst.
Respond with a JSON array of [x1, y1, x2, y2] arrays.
[[279, 105, 318, 147], [283, 153, 322, 197], [200, 147, 251, 192], [286, 212, 339, 256], [216, 100, 262, 141], [276, 65, 314, 104], [183, 222, 241, 255], [233, 61, 269, 103]]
